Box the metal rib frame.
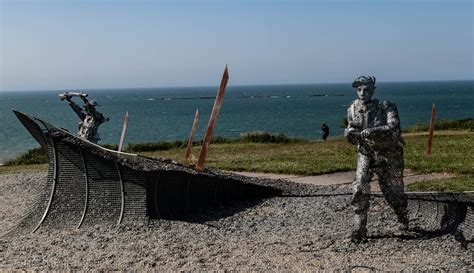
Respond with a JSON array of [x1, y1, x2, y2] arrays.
[[430, 198, 441, 228], [32, 119, 58, 233], [76, 147, 89, 229], [115, 162, 125, 226]]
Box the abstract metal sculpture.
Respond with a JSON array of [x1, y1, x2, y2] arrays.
[[8, 111, 281, 235]]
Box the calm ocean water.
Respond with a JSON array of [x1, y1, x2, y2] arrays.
[[1, 81, 473, 164]]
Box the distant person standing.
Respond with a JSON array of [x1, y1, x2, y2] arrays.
[[321, 123, 329, 140]]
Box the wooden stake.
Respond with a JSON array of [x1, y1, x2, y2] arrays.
[[184, 109, 199, 161], [426, 103, 436, 156], [196, 65, 229, 171], [118, 111, 129, 152]]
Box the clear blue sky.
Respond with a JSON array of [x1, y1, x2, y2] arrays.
[[1, 0, 473, 91]]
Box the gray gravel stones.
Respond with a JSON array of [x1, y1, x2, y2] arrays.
[[0, 172, 472, 271]]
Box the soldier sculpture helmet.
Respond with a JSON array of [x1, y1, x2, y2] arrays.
[[352, 76, 376, 89]]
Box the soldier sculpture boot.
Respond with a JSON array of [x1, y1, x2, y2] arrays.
[[396, 209, 409, 231], [351, 213, 368, 243]]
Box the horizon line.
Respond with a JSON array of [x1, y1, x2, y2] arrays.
[[1, 78, 473, 93]]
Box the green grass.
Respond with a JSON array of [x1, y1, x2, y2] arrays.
[[0, 164, 47, 174], [143, 133, 474, 176], [144, 132, 474, 191], [406, 175, 474, 192], [2, 132, 473, 191], [147, 138, 356, 175], [403, 134, 474, 175]]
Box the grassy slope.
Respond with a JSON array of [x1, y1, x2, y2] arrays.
[[146, 140, 356, 175], [145, 132, 474, 191], [403, 133, 474, 191], [145, 133, 474, 175], [406, 176, 474, 192], [404, 133, 473, 174], [1, 132, 473, 191], [0, 164, 48, 174]]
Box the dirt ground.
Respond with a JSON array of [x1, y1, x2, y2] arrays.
[[0, 172, 472, 271]]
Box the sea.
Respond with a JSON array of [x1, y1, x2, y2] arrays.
[[1, 80, 473, 164]]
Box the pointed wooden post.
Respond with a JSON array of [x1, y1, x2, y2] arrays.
[[426, 103, 436, 156], [118, 111, 129, 152], [196, 66, 229, 171], [184, 109, 199, 161]]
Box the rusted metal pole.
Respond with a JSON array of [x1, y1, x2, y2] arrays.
[[118, 111, 129, 152], [196, 66, 229, 171], [184, 109, 199, 161], [426, 103, 436, 156]]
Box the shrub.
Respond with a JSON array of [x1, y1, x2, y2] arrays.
[[239, 131, 298, 143], [210, 136, 235, 144], [340, 117, 349, 129], [403, 118, 474, 133], [436, 118, 474, 131], [102, 143, 119, 150], [4, 147, 48, 166]]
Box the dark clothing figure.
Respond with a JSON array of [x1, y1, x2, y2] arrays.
[[62, 93, 108, 143], [321, 123, 329, 140], [344, 76, 408, 243]]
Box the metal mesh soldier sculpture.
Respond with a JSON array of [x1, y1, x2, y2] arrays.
[[60, 92, 109, 143], [344, 76, 409, 243]]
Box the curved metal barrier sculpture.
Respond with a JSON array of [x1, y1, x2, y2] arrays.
[[369, 191, 473, 244], [403, 192, 473, 243], [8, 111, 281, 235], [6, 110, 473, 245]]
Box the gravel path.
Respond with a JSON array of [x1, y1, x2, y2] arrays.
[[0, 172, 472, 271]]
